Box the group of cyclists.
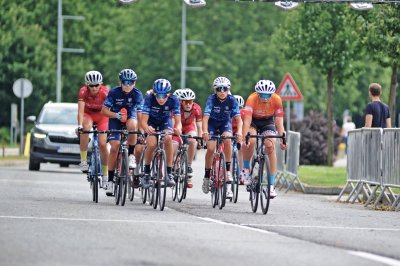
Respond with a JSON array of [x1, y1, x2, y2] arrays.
[[77, 68, 287, 201]]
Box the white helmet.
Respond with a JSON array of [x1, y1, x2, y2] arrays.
[[234, 95, 245, 108], [213, 76, 231, 89], [173, 89, 184, 99], [255, 79, 276, 94], [180, 88, 196, 100], [85, 70, 103, 85]]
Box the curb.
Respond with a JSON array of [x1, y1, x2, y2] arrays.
[[302, 184, 351, 195], [0, 159, 28, 167]]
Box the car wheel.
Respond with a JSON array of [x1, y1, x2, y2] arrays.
[[29, 156, 40, 171]]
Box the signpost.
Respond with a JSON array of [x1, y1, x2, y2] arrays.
[[276, 73, 303, 131], [13, 78, 33, 155]]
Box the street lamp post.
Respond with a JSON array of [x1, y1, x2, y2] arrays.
[[56, 0, 85, 102]]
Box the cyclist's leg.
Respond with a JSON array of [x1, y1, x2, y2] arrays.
[[126, 116, 138, 168], [262, 126, 278, 197], [203, 121, 216, 193], [242, 126, 257, 184], [161, 120, 175, 186], [185, 129, 197, 179], [94, 113, 109, 178], [79, 114, 93, 172]]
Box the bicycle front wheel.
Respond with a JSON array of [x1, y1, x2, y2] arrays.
[[177, 151, 188, 203], [218, 152, 227, 210], [171, 152, 181, 201], [250, 158, 260, 213], [260, 156, 271, 214], [120, 151, 129, 206], [231, 149, 239, 203], [211, 154, 219, 208], [158, 150, 168, 211], [114, 153, 122, 205], [150, 155, 158, 209]]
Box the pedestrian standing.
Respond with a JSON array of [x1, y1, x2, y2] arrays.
[[364, 83, 391, 128]]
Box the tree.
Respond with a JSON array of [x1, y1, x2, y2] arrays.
[[280, 4, 361, 166], [354, 5, 399, 126]]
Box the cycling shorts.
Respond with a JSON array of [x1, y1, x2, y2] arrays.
[[208, 119, 232, 141], [108, 117, 137, 141], [84, 112, 108, 131], [250, 117, 277, 135], [148, 118, 173, 132]]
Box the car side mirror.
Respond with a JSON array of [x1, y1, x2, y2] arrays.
[[26, 115, 36, 122]]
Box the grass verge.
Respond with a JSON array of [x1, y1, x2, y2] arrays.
[[298, 165, 347, 187]]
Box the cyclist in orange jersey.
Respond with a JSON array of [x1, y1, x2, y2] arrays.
[[241, 80, 287, 198]]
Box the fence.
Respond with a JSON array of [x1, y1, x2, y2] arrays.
[[275, 131, 304, 193], [337, 128, 400, 211]]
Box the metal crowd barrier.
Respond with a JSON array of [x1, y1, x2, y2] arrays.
[[337, 128, 400, 211], [276, 131, 304, 193]]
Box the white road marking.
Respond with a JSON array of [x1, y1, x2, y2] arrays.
[[240, 223, 400, 232], [348, 251, 400, 266], [197, 216, 277, 235]]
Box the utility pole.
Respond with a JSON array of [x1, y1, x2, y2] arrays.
[[180, 1, 205, 89], [56, 0, 85, 102]]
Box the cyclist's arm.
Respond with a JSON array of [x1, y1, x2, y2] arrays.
[[196, 120, 203, 136], [234, 115, 243, 136], [174, 115, 182, 134], [77, 100, 85, 126], [101, 106, 118, 119], [242, 112, 252, 137], [275, 116, 285, 136], [202, 115, 209, 134]]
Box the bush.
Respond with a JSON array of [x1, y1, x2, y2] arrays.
[[291, 111, 341, 165], [0, 127, 10, 145]]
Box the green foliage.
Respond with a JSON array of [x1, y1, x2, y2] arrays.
[[0, 0, 397, 130], [0, 127, 10, 145], [292, 111, 341, 165]]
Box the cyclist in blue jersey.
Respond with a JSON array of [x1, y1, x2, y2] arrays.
[[102, 69, 143, 195], [202, 77, 243, 197], [140, 79, 182, 187]]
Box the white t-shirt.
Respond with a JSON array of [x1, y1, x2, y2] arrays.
[[342, 122, 356, 137]]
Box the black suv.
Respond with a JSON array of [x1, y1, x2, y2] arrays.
[[28, 102, 80, 171]]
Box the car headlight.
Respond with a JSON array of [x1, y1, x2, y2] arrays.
[[33, 133, 47, 139]]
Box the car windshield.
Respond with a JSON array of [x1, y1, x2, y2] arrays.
[[38, 106, 77, 125]]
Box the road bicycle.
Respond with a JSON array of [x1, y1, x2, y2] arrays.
[[172, 134, 203, 203], [245, 132, 286, 214], [112, 128, 141, 206], [208, 134, 238, 210], [81, 125, 109, 203], [145, 131, 171, 211]]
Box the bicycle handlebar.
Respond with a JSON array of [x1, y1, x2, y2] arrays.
[[245, 132, 286, 146]]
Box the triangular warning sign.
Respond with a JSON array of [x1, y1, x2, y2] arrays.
[[276, 73, 303, 101]]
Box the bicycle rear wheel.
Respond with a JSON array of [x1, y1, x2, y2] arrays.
[[158, 150, 168, 211], [260, 156, 271, 214], [231, 149, 239, 203], [120, 151, 129, 206], [250, 158, 260, 213], [177, 151, 188, 203], [218, 152, 227, 209]]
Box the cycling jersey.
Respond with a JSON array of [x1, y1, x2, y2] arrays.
[[181, 102, 202, 132], [204, 94, 240, 122], [103, 86, 143, 120], [142, 94, 181, 131], [244, 92, 284, 120], [232, 109, 246, 134], [78, 85, 109, 114]]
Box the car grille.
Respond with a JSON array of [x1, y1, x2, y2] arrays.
[[48, 135, 79, 144]]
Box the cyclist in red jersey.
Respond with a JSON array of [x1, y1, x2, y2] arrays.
[[77, 71, 109, 184], [172, 88, 203, 188]]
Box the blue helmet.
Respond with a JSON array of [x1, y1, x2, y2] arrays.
[[153, 79, 172, 93], [119, 69, 137, 81]]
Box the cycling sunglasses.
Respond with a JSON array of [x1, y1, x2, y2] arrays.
[[88, 84, 100, 88], [154, 93, 170, 99], [183, 100, 193, 105], [122, 80, 135, 86], [258, 93, 272, 99], [215, 86, 229, 92]]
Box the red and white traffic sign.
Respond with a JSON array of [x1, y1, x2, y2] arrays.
[[276, 73, 303, 101]]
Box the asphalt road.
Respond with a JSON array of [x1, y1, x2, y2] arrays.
[[0, 151, 399, 266]]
